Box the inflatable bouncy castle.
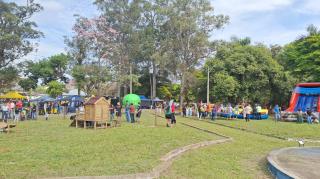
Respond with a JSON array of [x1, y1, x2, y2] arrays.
[[286, 83, 320, 112]]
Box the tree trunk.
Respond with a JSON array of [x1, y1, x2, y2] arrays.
[[124, 85, 128, 96], [207, 67, 210, 103], [150, 73, 153, 98], [180, 73, 185, 115], [117, 82, 121, 97], [152, 61, 157, 99], [129, 64, 132, 94]]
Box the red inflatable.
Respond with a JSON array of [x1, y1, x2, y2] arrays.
[[286, 83, 320, 112]]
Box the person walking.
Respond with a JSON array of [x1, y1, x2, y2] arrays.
[[273, 104, 281, 122], [129, 103, 135, 123]]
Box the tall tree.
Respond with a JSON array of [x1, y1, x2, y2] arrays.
[[0, 66, 19, 92], [22, 53, 69, 85], [204, 39, 296, 105], [94, 0, 142, 95], [0, 0, 43, 68], [163, 0, 228, 107], [279, 24, 320, 82], [46, 80, 65, 98]]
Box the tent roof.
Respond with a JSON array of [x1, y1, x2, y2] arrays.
[[57, 95, 84, 102], [139, 95, 148, 100], [153, 97, 163, 102], [29, 96, 55, 102], [0, 91, 27, 99]]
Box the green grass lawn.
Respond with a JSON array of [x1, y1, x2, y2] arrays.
[[211, 117, 320, 140], [1, 111, 320, 179], [0, 111, 220, 179], [162, 116, 320, 179]]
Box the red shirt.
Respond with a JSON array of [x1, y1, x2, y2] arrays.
[[130, 105, 135, 113], [171, 103, 175, 113], [16, 101, 23, 108]]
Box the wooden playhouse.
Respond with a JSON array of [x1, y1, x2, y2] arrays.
[[75, 97, 110, 129]]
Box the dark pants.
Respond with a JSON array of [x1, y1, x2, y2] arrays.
[[130, 113, 135, 123], [171, 113, 176, 124]]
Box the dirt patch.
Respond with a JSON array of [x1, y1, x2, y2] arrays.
[[242, 155, 272, 179], [0, 147, 10, 153]]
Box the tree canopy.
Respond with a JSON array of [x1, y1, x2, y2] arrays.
[[0, 0, 43, 68], [279, 25, 320, 82]]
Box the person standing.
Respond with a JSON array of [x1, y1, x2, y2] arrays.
[[129, 103, 135, 123], [165, 102, 172, 127], [243, 104, 250, 122], [170, 101, 176, 125], [14, 107, 20, 123], [273, 104, 281, 122], [256, 104, 262, 120], [31, 104, 37, 120], [227, 104, 233, 120], [136, 103, 142, 123], [110, 104, 115, 121], [9, 101, 15, 120], [44, 102, 48, 120], [1, 103, 8, 123], [182, 105, 186, 117], [125, 101, 131, 123], [115, 102, 122, 121], [297, 108, 303, 123], [306, 108, 312, 124]]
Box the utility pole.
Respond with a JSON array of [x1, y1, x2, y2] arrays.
[[207, 66, 210, 104], [130, 64, 133, 94]]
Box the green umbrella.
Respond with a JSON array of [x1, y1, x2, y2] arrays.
[[122, 94, 141, 107]]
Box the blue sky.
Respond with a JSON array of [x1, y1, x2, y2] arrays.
[[7, 0, 320, 60]]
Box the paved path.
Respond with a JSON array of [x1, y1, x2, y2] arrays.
[[268, 147, 320, 179]]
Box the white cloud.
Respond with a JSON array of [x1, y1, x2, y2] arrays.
[[210, 0, 320, 45], [212, 0, 294, 16], [296, 0, 320, 15]]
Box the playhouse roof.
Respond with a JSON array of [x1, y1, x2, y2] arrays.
[[85, 97, 107, 105]]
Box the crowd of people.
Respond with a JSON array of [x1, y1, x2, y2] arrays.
[[181, 103, 265, 122], [1, 100, 37, 123], [115, 102, 142, 123]]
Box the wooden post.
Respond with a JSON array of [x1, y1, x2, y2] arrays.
[[154, 108, 157, 127]]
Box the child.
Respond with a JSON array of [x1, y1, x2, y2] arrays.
[[297, 108, 303, 123], [129, 103, 135, 123]]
